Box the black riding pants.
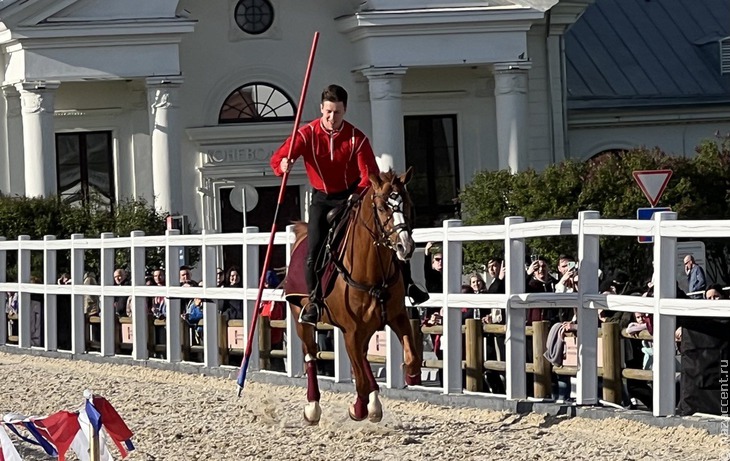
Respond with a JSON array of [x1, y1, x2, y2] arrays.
[[306, 184, 357, 297]]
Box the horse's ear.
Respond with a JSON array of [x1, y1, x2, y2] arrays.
[[369, 172, 383, 189], [399, 167, 414, 185]]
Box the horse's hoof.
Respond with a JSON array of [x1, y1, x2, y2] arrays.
[[303, 401, 321, 425], [367, 390, 383, 423], [405, 373, 422, 386], [368, 411, 383, 423]]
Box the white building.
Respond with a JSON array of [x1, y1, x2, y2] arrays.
[[1, 0, 728, 269]]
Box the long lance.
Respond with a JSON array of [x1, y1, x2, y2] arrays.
[[237, 31, 319, 396]]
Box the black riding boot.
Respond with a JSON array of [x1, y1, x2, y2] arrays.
[[401, 261, 430, 306], [300, 291, 322, 327], [407, 284, 430, 306]]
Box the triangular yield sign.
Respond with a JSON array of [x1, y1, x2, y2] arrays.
[[632, 169, 672, 206]]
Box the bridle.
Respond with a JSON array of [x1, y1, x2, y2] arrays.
[[370, 188, 412, 252]]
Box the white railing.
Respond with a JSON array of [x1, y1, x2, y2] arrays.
[[1, 211, 729, 417]]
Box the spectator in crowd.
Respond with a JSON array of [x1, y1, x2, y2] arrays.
[[113, 268, 131, 317], [600, 269, 633, 295], [56, 272, 72, 350], [182, 297, 204, 344], [5, 292, 18, 340], [219, 266, 243, 320], [151, 268, 166, 319], [216, 268, 226, 287], [683, 255, 706, 299], [704, 284, 725, 300], [422, 242, 443, 319], [479, 262, 507, 394], [5, 292, 18, 315], [485, 257, 505, 294], [525, 257, 556, 324], [179, 265, 198, 286], [178, 265, 198, 310], [469, 273, 487, 294], [57, 272, 72, 285], [676, 283, 728, 416], [83, 272, 100, 317], [29, 276, 43, 347]]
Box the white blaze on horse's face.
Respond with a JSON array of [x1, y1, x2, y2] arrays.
[[387, 192, 414, 261]]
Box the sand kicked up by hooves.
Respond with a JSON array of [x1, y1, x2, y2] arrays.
[[0, 352, 726, 460]]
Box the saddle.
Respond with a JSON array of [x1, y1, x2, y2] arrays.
[[284, 194, 362, 308]]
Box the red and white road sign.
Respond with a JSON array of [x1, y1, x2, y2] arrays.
[[632, 169, 672, 207]]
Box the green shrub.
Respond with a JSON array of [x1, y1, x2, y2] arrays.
[[0, 196, 171, 281], [459, 137, 730, 285]]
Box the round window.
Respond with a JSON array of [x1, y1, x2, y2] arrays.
[[234, 0, 274, 35]]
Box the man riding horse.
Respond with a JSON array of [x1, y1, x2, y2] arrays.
[[270, 84, 429, 326]]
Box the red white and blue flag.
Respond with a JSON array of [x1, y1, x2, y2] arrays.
[[1, 394, 134, 460]]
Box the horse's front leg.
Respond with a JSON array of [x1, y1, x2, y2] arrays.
[[295, 317, 322, 425], [345, 332, 381, 422], [388, 312, 422, 386]]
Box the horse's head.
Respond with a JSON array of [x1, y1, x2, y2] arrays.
[[367, 168, 415, 261]]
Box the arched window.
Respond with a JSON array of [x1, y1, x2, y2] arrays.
[[218, 82, 295, 124]]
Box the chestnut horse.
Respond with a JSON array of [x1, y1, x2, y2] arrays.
[[285, 169, 422, 424]]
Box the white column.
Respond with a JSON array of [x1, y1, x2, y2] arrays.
[[2, 85, 24, 194], [146, 76, 184, 214], [361, 67, 407, 172], [15, 81, 60, 197], [493, 63, 530, 173]]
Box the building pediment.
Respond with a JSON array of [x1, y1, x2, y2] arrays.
[[336, 3, 544, 69], [0, 0, 194, 83], [1, 0, 183, 28]]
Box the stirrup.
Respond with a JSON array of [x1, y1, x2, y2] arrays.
[[299, 300, 320, 327]]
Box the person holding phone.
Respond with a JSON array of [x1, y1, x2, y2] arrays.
[[555, 254, 578, 294]]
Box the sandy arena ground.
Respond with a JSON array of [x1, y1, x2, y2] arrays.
[[0, 352, 727, 461]]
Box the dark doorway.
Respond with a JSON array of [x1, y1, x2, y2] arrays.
[[219, 185, 301, 274], [404, 115, 460, 228]]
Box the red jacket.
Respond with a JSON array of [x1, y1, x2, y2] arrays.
[[270, 119, 379, 194]]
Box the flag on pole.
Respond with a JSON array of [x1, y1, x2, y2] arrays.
[[70, 408, 113, 461], [89, 396, 135, 458]]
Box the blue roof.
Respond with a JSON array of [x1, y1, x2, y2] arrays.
[[565, 0, 730, 109]]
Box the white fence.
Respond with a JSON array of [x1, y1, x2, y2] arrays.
[[1, 211, 729, 417]]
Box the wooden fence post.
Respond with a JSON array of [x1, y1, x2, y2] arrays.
[[532, 320, 551, 398], [259, 315, 271, 370], [465, 318, 483, 392], [601, 321, 621, 404]]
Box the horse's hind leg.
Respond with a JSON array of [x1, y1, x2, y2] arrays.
[[296, 319, 322, 425], [388, 312, 422, 386], [345, 332, 381, 422]]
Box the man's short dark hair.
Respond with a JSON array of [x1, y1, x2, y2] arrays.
[[488, 257, 503, 265], [179, 265, 191, 271], [558, 254, 575, 262], [322, 84, 348, 108]]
